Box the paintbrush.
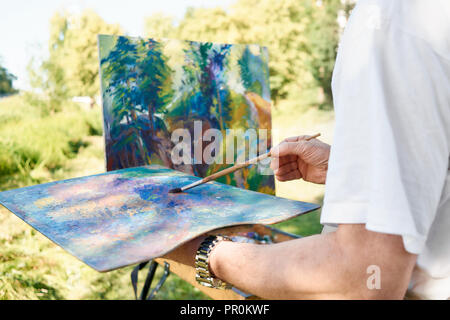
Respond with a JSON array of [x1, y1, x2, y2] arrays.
[[168, 133, 321, 194]]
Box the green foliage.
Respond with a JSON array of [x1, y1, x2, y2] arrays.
[[144, 12, 177, 40], [303, 0, 342, 109], [0, 95, 103, 191], [144, 0, 343, 108], [28, 57, 68, 113], [0, 62, 17, 96], [28, 9, 122, 104]]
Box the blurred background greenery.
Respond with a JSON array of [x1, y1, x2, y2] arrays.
[[0, 0, 354, 299]]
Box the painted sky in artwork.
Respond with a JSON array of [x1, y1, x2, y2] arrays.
[[98, 34, 274, 194], [0, 166, 319, 272]]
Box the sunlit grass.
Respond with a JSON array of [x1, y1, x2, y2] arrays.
[[0, 95, 103, 191]]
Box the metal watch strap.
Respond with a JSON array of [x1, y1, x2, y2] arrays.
[[195, 235, 232, 289]]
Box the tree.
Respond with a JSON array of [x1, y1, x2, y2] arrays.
[[184, 42, 232, 130], [144, 13, 177, 39], [100, 36, 174, 168], [304, 0, 342, 109], [30, 9, 122, 106], [238, 46, 270, 98], [0, 62, 18, 96], [101, 36, 148, 167], [144, 0, 344, 108], [28, 55, 68, 113], [137, 38, 174, 135]]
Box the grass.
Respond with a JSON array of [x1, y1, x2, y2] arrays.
[[0, 94, 334, 300], [0, 95, 104, 191]]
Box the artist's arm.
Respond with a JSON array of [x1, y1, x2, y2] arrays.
[[164, 224, 417, 299], [208, 224, 417, 299]]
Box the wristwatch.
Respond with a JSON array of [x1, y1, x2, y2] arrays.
[[195, 235, 232, 289]]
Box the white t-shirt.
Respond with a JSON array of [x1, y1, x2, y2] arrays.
[[320, 0, 450, 299]]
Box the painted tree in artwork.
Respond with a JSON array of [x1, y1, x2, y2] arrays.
[[168, 42, 234, 176], [101, 36, 174, 169], [209, 44, 233, 131], [238, 46, 270, 98], [183, 42, 232, 131], [136, 39, 173, 140], [237, 46, 272, 130], [101, 37, 148, 168]]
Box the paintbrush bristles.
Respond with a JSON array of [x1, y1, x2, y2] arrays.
[[168, 187, 182, 193]]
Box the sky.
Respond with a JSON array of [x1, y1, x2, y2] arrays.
[[0, 0, 237, 90]]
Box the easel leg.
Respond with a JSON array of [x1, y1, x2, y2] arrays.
[[130, 260, 171, 300]]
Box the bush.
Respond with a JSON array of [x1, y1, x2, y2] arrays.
[[0, 141, 41, 176], [0, 94, 103, 190]]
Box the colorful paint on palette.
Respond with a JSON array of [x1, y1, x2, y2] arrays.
[[98, 35, 275, 194], [0, 165, 319, 271]]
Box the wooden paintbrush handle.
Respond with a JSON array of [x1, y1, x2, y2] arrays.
[[202, 133, 320, 183], [203, 152, 271, 183], [306, 133, 321, 141]]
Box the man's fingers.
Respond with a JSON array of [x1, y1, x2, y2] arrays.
[[282, 154, 297, 164], [273, 161, 298, 176], [283, 136, 302, 143], [282, 135, 312, 143], [270, 154, 297, 171], [271, 141, 306, 158], [276, 169, 302, 182]]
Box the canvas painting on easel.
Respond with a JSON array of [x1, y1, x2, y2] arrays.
[[98, 34, 275, 194]]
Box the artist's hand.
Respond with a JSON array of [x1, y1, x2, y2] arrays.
[[270, 135, 330, 184]]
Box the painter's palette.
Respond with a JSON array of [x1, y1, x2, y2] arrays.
[[0, 165, 319, 271]]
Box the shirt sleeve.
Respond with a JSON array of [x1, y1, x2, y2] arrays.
[[320, 2, 450, 254]]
